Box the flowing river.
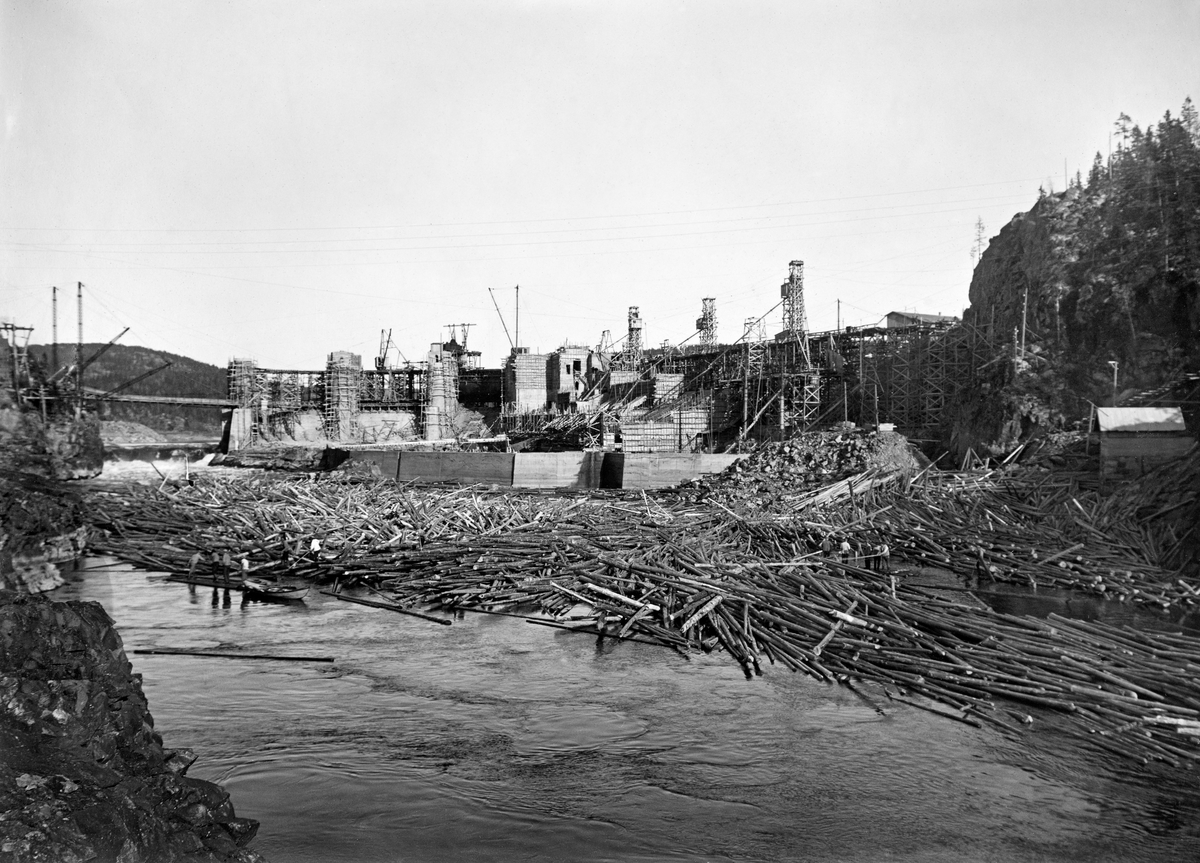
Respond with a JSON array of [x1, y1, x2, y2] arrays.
[[59, 557, 1200, 862]]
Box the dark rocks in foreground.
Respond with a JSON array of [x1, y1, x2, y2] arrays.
[[0, 591, 264, 863]]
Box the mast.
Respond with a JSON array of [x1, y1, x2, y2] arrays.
[[52, 286, 58, 378], [76, 282, 83, 410]]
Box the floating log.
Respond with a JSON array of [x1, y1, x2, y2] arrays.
[[134, 649, 334, 662], [82, 459, 1200, 771]]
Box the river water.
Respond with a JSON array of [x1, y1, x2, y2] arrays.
[[58, 557, 1200, 862]]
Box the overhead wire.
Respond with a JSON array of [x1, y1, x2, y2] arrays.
[[0, 176, 1048, 234], [1, 196, 1034, 255]]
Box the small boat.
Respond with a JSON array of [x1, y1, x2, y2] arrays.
[[241, 577, 310, 601]]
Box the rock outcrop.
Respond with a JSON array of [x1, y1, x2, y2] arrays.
[[0, 472, 89, 594], [0, 591, 264, 862], [947, 101, 1200, 456]]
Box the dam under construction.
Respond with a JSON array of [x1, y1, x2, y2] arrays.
[[223, 259, 992, 457]]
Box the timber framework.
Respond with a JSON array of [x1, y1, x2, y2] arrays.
[[221, 259, 1001, 453]]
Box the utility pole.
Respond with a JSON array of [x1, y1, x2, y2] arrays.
[[51, 286, 58, 379], [1108, 360, 1119, 405], [741, 320, 751, 450], [1020, 284, 1029, 358], [514, 285, 520, 349], [858, 335, 865, 426], [836, 299, 840, 332], [76, 282, 83, 412]]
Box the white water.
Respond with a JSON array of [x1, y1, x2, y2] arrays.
[[59, 558, 1200, 862]]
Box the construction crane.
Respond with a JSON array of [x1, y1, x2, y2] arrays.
[[443, 323, 474, 350], [488, 288, 515, 350], [375, 329, 408, 370]]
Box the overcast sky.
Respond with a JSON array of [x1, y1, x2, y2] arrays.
[[3, 1, 1198, 371]]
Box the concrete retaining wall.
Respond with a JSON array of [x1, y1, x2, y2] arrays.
[[511, 452, 604, 489], [344, 449, 742, 489], [610, 453, 742, 489], [397, 451, 515, 485]]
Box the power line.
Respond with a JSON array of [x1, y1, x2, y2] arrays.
[[2, 198, 1033, 256], [0, 177, 1047, 234], [1, 193, 1034, 250]]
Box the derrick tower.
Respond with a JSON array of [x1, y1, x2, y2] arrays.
[[625, 306, 644, 367], [779, 259, 819, 432], [781, 260, 811, 365], [696, 298, 716, 347]]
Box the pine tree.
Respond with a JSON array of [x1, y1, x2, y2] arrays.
[[1086, 152, 1105, 191], [1180, 96, 1199, 144], [971, 217, 987, 262]]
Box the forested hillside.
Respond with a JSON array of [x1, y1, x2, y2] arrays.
[[28, 343, 227, 433], [952, 98, 1200, 454]]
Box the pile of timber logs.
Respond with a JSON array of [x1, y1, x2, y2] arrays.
[[737, 458, 1199, 610], [1098, 448, 1200, 576], [84, 464, 1200, 770], [682, 430, 919, 508]]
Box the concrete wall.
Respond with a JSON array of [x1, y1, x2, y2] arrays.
[[345, 448, 741, 489], [549, 348, 590, 406], [621, 408, 709, 453], [227, 407, 254, 451], [505, 351, 550, 411], [511, 451, 603, 489], [261, 407, 325, 444], [651, 372, 684, 403], [357, 411, 418, 443], [343, 449, 401, 478], [397, 451, 515, 485], [611, 453, 743, 489]]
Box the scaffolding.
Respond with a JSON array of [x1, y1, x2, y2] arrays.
[[780, 260, 812, 366], [654, 316, 1001, 447], [739, 317, 771, 440], [696, 298, 716, 347], [323, 352, 360, 441], [227, 358, 262, 407]]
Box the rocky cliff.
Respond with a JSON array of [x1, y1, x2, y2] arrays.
[[0, 472, 89, 594], [0, 339, 103, 482], [0, 591, 264, 862], [948, 100, 1200, 456]]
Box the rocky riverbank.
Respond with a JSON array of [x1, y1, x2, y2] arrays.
[[0, 472, 90, 594], [0, 590, 264, 862]]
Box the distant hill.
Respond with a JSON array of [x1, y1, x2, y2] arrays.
[[28, 343, 227, 434]]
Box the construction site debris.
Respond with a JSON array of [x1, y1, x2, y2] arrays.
[[682, 429, 921, 505], [100, 420, 167, 444]]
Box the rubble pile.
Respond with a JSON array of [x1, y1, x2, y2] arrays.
[[101, 421, 168, 444], [684, 429, 919, 506]]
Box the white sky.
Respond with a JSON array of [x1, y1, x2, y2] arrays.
[[2, 1, 1198, 370]]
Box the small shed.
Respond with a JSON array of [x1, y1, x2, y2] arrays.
[[1096, 407, 1194, 479]]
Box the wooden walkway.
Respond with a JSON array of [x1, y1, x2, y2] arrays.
[[83, 388, 235, 407]]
